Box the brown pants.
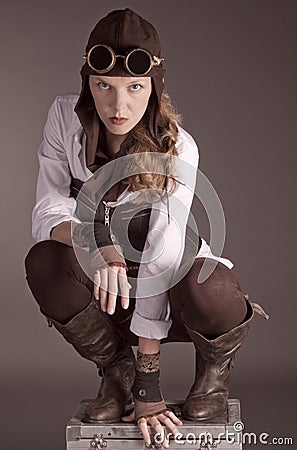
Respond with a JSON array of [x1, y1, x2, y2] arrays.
[[25, 240, 247, 346]]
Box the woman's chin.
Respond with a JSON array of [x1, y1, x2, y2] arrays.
[[105, 124, 132, 136]]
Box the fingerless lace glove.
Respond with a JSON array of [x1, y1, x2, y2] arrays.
[[132, 351, 167, 421], [72, 222, 127, 271]]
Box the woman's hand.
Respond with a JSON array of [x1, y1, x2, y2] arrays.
[[122, 409, 182, 448], [93, 264, 131, 314]]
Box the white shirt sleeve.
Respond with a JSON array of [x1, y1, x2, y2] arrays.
[[130, 127, 199, 339], [32, 97, 81, 242]]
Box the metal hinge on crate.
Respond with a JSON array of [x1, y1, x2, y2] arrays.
[[199, 434, 217, 449], [145, 438, 162, 449], [89, 434, 107, 449]]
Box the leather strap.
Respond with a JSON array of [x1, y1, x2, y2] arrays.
[[243, 294, 269, 320]]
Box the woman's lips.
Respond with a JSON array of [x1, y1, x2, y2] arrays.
[[110, 117, 128, 125]]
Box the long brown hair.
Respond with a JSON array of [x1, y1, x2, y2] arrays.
[[122, 89, 182, 204]]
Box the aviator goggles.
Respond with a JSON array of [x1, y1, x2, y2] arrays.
[[84, 44, 164, 76]]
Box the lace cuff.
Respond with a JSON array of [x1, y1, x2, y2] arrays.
[[136, 351, 160, 373], [90, 245, 127, 271]]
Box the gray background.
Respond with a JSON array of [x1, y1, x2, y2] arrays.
[[1, 0, 296, 449]]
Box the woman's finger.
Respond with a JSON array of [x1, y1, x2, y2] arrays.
[[146, 417, 168, 447], [164, 410, 183, 426], [137, 417, 151, 447], [157, 413, 180, 437], [118, 267, 131, 310], [99, 268, 108, 312], [106, 266, 118, 315], [93, 270, 100, 301]]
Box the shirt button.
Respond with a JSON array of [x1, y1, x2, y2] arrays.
[[139, 389, 146, 397]]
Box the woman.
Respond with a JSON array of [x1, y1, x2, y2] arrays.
[[25, 8, 268, 448]]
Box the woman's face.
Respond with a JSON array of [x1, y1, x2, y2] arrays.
[[89, 75, 152, 136]]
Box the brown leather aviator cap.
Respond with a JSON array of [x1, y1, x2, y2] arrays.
[[74, 8, 166, 170]]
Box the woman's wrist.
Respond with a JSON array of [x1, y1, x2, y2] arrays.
[[132, 347, 168, 421], [90, 244, 127, 271], [138, 337, 160, 354]]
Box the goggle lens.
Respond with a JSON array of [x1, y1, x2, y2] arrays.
[[89, 45, 113, 72], [126, 50, 151, 75]]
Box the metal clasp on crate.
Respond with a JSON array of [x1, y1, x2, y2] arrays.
[[144, 435, 162, 449], [199, 434, 217, 449], [89, 434, 107, 449]]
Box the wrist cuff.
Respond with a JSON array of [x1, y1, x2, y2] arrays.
[[91, 245, 126, 270], [136, 351, 160, 373], [132, 369, 162, 402]]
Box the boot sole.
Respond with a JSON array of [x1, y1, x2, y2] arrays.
[[182, 407, 227, 422], [82, 417, 122, 424]]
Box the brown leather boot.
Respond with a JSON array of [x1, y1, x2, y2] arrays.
[[49, 300, 135, 423], [182, 300, 268, 421]]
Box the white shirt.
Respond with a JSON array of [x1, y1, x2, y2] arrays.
[[32, 94, 233, 339]]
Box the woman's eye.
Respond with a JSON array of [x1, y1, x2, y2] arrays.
[[130, 84, 142, 91], [98, 82, 109, 89]]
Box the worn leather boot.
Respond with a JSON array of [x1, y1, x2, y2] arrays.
[[84, 347, 135, 423], [182, 299, 268, 421], [49, 300, 135, 423]]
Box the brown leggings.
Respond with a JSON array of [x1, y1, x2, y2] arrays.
[[25, 240, 247, 345]]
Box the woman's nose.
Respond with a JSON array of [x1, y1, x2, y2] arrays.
[[113, 89, 127, 114]]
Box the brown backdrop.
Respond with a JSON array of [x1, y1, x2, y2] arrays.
[[1, 1, 296, 448]]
